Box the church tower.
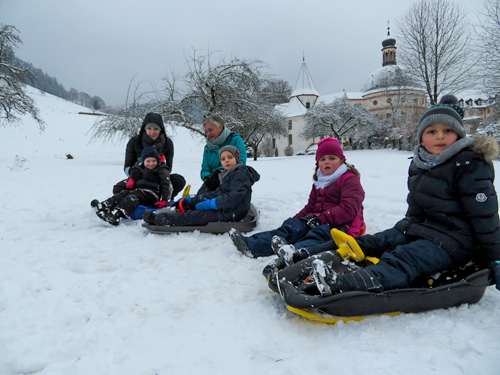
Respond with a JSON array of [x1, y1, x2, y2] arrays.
[[289, 56, 320, 109], [382, 23, 397, 66]]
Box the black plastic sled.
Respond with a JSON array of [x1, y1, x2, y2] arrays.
[[142, 204, 259, 235], [265, 251, 492, 323]]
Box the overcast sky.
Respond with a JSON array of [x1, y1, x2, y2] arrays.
[[1, 0, 484, 106]]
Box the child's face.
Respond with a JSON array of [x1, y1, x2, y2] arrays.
[[144, 157, 158, 170], [220, 151, 237, 170], [318, 154, 344, 176], [421, 123, 459, 155]]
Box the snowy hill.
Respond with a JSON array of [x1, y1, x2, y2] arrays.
[[1, 87, 499, 375]]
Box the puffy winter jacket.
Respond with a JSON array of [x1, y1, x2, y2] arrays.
[[194, 164, 260, 221], [200, 132, 247, 181], [294, 170, 365, 236], [395, 136, 500, 263], [130, 163, 172, 201]]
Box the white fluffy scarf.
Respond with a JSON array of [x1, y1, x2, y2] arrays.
[[314, 163, 349, 190]]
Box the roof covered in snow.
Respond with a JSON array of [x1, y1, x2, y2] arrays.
[[290, 59, 320, 98], [276, 96, 308, 117]]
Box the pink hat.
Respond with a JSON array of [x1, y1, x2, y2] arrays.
[[315, 137, 345, 162]]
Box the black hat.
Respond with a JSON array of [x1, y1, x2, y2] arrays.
[[141, 146, 160, 163], [417, 95, 465, 142], [142, 113, 164, 132]]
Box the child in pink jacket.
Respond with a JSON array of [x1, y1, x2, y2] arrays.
[[229, 137, 365, 260]]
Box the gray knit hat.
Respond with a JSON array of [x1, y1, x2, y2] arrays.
[[417, 94, 466, 142], [219, 145, 241, 163]]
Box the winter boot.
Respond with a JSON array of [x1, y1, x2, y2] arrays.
[[143, 209, 156, 225], [271, 235, 309, 266], [262, 256, 287, 280], [97, 208, 125, 226], [91, 199, 112, 213], [312, 259, 383, 296], [229, 228, 254, 258]]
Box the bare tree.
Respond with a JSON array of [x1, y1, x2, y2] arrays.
[[302, 98, 378, 140], [477, 0, 500, 95], [0, 24, 45, 129], [397, 0, 476, 104]]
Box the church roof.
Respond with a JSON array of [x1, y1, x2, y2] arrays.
[[290, 59, 320, 98], [276, 96, 309, 117]]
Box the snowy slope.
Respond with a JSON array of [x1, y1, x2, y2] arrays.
[[1, 87, 499, 375]]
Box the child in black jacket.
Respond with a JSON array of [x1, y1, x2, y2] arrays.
[[91, 147, 172, 226], [143, 145, 259, 227], [309, 95, 500, 295]]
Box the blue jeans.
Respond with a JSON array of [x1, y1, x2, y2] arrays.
[[245, 217, 333, 257]]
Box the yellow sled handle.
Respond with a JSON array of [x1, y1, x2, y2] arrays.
[[331, 228, 365, 262], [182, 185, 191, 198]]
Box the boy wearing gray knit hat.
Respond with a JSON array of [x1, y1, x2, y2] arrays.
[[417, 94, 466, 142]]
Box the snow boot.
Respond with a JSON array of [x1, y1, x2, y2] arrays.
[[91, 199, 112, 213], [229, 228, 254, 258], [271, 235, 309, 266], [143, 209, 156, 225], [262, 256, 287, 280], [97, 208, 126, 226], [312, 259, 383, 296]]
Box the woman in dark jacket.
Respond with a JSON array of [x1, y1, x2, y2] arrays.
[[123, 112, 185, 200]]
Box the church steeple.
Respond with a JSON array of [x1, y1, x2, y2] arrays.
[[289, 55, 320, 108], [382, 22, 397, 66]]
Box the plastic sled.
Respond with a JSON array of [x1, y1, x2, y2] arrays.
[[266, 251, 492, 324], [142, 204, 259, 234]]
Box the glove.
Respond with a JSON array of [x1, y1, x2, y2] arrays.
[[154, 200, 168, 209], [195, 198, 218, 211], [489, 260, 500, 291], [124, 166, 131, 177], [204, 169, 222, 190], [305, 215, 321, 229], [126, 177, 135, 189], [159, 154, 166, 163]]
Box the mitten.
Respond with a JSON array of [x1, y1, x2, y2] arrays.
[[126, 178, 135, 189], [306, 216, 321, 229], [489, 260, 500, 291], [159, 154, 166, 163], [204, 169, 222, 190], [195, 198, 218, 211], [154, 200, 168, 209]]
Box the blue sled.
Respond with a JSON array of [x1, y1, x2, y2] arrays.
[[130, 205, 157, 220]]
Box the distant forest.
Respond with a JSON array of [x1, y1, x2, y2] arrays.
[[12, 53, 113, 113]]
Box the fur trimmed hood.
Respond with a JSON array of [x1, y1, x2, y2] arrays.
[[471, 136, 499, 162]]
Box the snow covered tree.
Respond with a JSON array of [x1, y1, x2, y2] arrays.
[[158, 52, 288, 159], [0, 24, 45, 129], [397, 0, 476, 104], [477, 0, 500, 95], [302, 98, 378, 141]]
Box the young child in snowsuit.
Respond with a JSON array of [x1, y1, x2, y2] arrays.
[[143, 145, 260, 227], [229, 137, 365, 259], [311, 95, 500, 296], [91, 147, 173, 226]]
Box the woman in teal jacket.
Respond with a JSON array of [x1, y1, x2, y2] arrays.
[[200, 115, 247, 191]]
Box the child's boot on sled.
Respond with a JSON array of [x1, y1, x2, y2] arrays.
[[271, 235, 309, 266], [312, 259, 383, 296], [91, 198, 113, 213]]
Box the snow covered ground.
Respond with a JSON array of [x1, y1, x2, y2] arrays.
[[1, 87, 500, 375]]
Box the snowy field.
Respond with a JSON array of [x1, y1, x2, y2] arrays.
[[1, 87, 500, 375]]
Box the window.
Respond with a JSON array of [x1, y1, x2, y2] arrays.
[[288, 120, 292, 130], [373, 100, 378, 106], [305, 102, 310, 109], [272, 138, 276, 149], [288, 134, 293, 146]]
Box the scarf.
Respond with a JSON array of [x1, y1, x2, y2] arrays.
[[141, 132, 165, 153], [314, 163, 349, 190], [412, 137, 474, 170], [206, 127, 231, 150], [218, 162, 243, 183]]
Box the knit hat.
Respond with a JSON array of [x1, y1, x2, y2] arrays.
[[141, 146, 160, 163], [417, 94, 466, 142], [219, 145, 241, 163], [145, 122, 161, 131], [315, 137, 345, 162]]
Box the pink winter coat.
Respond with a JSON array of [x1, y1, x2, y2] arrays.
[[293, 170, 365, 236]]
